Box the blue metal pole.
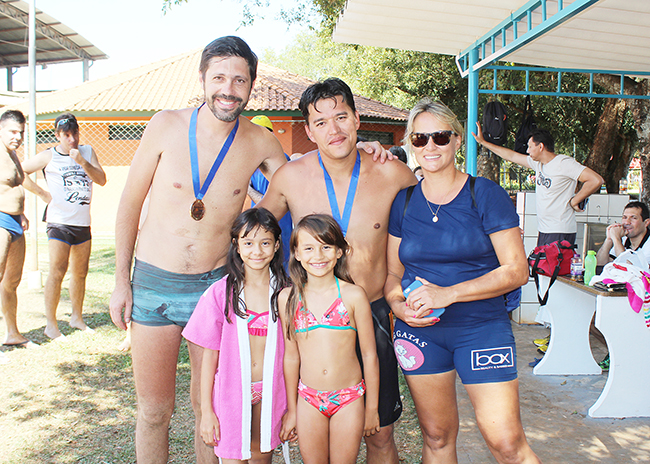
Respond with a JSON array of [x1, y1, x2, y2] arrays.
[[466, 48, 479, 176]]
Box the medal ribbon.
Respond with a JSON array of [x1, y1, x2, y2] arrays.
[[317, 150, 360, 236], [189, 103, 239, 201]]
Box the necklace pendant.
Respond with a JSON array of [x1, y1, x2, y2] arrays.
[[432, 215, 439, 223], [191, 199, 205, 221]]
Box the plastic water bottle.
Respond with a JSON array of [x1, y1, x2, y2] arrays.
[[584, 250, 597, 286], [570, 253, 583, 282]]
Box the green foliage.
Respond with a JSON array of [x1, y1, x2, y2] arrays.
[[263, 30, 605, 160], [162, 0, 325, 28], [263, 30, 467, 113], [475, 68, 605, 160], [166, 0, 631, 173]]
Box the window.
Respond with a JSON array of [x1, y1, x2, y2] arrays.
[[108, 124, 145, 141], [357, 130, 393, 145], [36, 129, 57, 144]]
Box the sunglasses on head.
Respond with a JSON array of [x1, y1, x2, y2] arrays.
[[410, 130, 456, 148], [56, 118, 70, 127]]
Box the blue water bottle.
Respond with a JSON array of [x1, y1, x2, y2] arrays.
[[584, 250, 597, 286]]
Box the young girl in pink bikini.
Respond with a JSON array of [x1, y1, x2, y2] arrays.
[[182, 208, 291, 463], [279, 214, 380, 463]]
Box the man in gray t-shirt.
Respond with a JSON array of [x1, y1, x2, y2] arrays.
[[473, 125, 603, 247], [473, 124, 604, 346]]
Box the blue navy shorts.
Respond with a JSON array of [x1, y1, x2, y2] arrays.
[[131, 259, 225, 327], [47, 223, 91, 246], [0, 211, 23, 242], [393, 318, 518, 384]]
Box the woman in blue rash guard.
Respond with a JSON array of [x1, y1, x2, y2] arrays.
[[384, 98, 540, 464]]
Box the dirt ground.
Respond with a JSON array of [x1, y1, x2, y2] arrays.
[[450, 323, 650, 463], [1, 242, 649, 463]]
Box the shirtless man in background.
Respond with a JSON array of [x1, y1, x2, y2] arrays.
[[0, 110, 30, 347], [259, 78, 417, 463]]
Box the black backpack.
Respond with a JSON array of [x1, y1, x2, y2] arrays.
[[482, 101, 508, 146], [514, 95, 538, 154]]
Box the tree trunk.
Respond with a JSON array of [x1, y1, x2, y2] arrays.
[[477, 145, 500, 183], [628, 87, 650, 204], [594, 75, 650, 202], [584, 98, 629, 193]]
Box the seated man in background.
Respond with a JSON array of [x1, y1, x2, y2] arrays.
[[596, 200, 650, 266], [593, 200, 650, 371]]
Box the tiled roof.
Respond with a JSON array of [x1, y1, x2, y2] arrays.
[[13, 50, 408, 121]]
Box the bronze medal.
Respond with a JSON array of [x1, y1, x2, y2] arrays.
[[191, 199, 205, 221], [188, 104, 239, 223]]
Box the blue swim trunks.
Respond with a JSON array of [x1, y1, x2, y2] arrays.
[[393, 318, 517, 384], [131, 259, 226, 327], [0, 211, 23, 242]]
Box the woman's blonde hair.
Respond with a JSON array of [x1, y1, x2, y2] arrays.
[[403, 98, 464, 151]]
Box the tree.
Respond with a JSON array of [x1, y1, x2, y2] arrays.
[[592, 75, 650, 202], [163, 0, 648, 198]]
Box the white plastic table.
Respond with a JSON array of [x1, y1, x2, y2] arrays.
[[532, 276, 650, 418]]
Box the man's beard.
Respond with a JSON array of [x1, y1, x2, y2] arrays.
[[206, 93, 247, 122]]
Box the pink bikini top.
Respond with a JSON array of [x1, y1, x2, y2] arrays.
[[294, 278, 356, 333], [247, 310, 269, 336]]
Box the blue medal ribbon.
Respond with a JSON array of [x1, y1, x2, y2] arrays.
[[317, 150, 360, 236], [189, 103, 239, 219]]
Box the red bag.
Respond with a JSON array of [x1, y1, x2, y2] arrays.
[[528, 240, 576, 305]]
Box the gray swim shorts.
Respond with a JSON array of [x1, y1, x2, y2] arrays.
[[131, 259, 225, 327]]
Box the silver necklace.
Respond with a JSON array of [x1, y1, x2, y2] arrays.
[[424, 180, 456, 223], [426, 200, 442, 223]]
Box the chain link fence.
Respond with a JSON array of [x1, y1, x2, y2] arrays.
[[16, 119, 407, 165], [17, 120, 149, 166]]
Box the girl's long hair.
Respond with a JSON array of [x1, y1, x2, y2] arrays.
[[224, 208, 289, 323], [286, 214, 353, 338]]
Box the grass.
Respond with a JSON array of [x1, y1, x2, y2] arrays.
[[0, 238, 423, 464]]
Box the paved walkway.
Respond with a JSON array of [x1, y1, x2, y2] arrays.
[[451, 322, 650, 463]]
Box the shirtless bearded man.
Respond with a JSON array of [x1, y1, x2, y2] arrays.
[[0, 110, 29, 348], [109, 37, 288, 463], [258, 78, 417, 463]]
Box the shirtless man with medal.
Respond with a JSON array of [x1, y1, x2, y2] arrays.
[[110, 37, 391, 464], [108, 37, 287, 464], [258, 78, 417, 464]]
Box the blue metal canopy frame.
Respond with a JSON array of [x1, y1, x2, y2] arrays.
[[456, 0, 600, 77], [482, 66, 650, 100], [456, 0, 634, 175]]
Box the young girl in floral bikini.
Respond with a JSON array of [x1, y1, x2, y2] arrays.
[[279, 214, 380, 463]]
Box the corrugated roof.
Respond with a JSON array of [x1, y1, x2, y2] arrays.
[[0, 0, 107, 67], [13, 49, 408, 121], [333, 0, 650, 74]]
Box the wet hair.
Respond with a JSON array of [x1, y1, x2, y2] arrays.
[[529, 128, 555, 153], [224, 208, 289, 323], [299, 78, 357, 123], [403, 97, 463, 150], [0, 110, 25, 126], [285, 214, 353, 338], [200, 36, 258, 83], [54, 113, 79, 134], [389, 146, 408, 163], [624, 201, 650, 221]]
